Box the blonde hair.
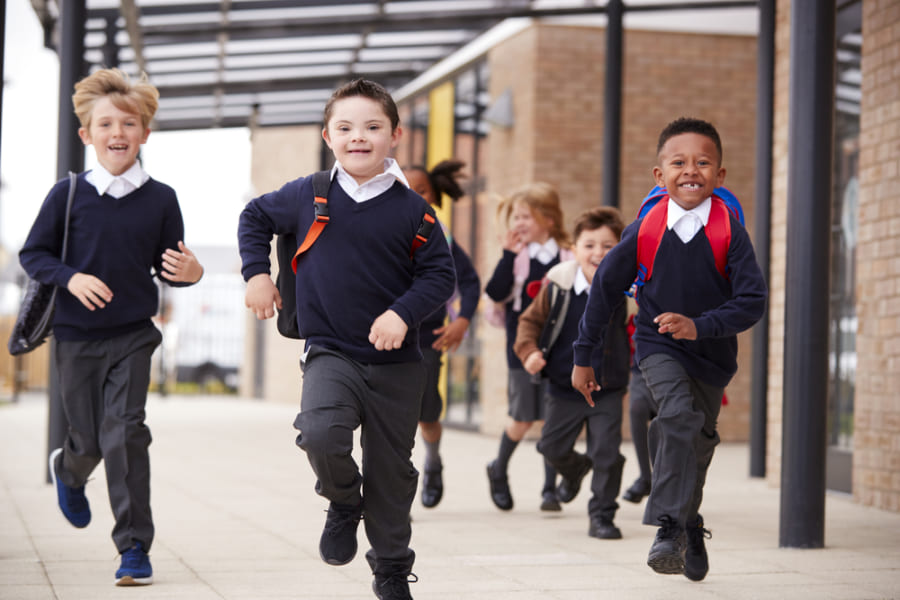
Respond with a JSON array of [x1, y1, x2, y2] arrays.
[[496, 182, 571, 248], [72, 68, 159, 130]]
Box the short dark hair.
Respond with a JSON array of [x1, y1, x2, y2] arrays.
[[573, 206, 625, 242], [323, 78, 400, 130], [657, 117, 723, 163]]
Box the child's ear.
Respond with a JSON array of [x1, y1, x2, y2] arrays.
[[652, 165, 664, 187], [390, 125, 402, 148], [141, 127, 151, 144], [716, 166, 726, 186], [78, 127, 91, 146], [322, 127, 333, 148]]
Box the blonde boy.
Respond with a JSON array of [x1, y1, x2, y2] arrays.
[[20, 68, 203, 586]]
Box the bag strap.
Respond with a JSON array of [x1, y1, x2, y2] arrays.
[[291, 170, 332, 274], [410, 204, 437, 259], [706, 195, 732, 279], [61, 172, 77, 263]]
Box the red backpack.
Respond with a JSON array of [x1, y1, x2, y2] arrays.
[[629, 186, 744, 298]]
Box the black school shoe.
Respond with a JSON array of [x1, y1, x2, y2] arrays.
[[555, 454, 592, 503], [319, 501, 363, 565], [622, 478, 651, 503], [588, 517, 622, 540], [684, 514, 712, 581], [647, 515, 686, 575], [372, 572, 418, 600], [421, 467, 443, 508], [486, 460, 513, 510], [540, 490, 562, 512]]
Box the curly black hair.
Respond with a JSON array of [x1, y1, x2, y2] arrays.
[[657, 117, 723, 162], [403, 159, 466, 208]]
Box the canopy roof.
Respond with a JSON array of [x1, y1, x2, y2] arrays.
[[29, 1, 765, 131]]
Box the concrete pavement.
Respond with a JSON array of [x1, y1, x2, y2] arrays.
[[1, 392, 898, 599]]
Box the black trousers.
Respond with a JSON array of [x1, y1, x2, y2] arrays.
[[639, 353, 724, 527], [55, 326, 162, 553], [538, 387, 626, 522], [295, 345, 424, 574]]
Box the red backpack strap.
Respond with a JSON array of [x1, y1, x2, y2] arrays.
[[706, 195, 732, 279], [291, 171, 332, 273], [409, 204, 437, 259], [634, 198, 668, 290]]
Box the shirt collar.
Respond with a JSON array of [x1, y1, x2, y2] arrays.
[[86, 161, 149, 197], [331, 158, 409, 203], [666, 196, 712, 230], [574, 266, 590, 295], [528, 237, 560, 265]]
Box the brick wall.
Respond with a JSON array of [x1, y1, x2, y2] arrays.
[[765, 0, 792, 488], [855, 0, 900, 511], [479, 23, 758, 440]]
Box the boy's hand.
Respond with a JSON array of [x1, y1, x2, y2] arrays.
[[369, 309, 408, 351], [523, 350, 546, 376], [654, 312, 698, 340], [67, 272, 113, 311], [431, 317, 470, 352], [501, 229, 525, 253], [571, 365, 600, 407], [245, 273, 282, 320], [161, 241, 204, 283]]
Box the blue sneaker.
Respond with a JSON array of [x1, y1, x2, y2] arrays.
[[115, 542, 153, 586], [48, 448, 90, 528]]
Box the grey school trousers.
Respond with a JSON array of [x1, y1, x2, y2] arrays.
[[639, 353, 724, 528], [55, 326, 162, 553], [538, 387, 626, 522], [294, 345, 424, 574]]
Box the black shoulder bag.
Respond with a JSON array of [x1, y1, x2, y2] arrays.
[[8, 172, 77, 356]]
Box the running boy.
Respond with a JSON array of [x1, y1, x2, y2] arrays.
[[21, 68, 204, 586], [572, 117, 767, 580], [515, 207, 630, 539], [238, 79, 456, 600], [403, 160, 481, 509]]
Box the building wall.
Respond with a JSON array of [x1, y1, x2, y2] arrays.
[[765, 0, 792, 487], [855, 0, 900, 511], [479, 23, 758, 440]]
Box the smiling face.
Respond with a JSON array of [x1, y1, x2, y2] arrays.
[[652, 132, 726, 211], [574, 225, 619, 284], [322, 95, 401, 185], [78, 96, 149, 176], [511, 200, 551, 245]]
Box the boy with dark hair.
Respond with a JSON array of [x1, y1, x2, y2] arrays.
[[515, 206, 630, 539], [572, 117, 767, 580], [21, 67, 204, 586], [238, 78, 456, 600]]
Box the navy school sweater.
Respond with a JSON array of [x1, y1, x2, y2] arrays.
[[237, 175, 456, 364], [573, 215, 767, 388], [419, 238, 480, 348], [485, 249, 562, 369], [543, 288, 629, 399], [19, 173, 192, 342]]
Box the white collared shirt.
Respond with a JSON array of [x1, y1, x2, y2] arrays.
[[667, 197, 712, 243], [331, 158, 409, 203], [85, 161, 149, 199], [574, 267, 590, 295], [528, 237, 560, 265]]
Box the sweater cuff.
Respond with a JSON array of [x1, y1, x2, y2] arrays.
[[573, 343, 594, 367]]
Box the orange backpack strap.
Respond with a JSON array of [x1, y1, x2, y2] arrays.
[[291, 171, 332, 274], [409, 204, 437, 259], [706, 195, 732, 279]]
